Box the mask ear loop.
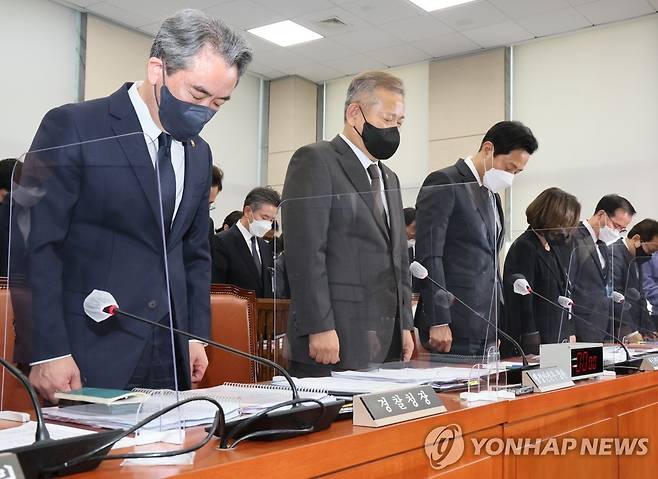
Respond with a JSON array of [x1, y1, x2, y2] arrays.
[[353, 105, 367, 138], [154, 59, 166, 109]]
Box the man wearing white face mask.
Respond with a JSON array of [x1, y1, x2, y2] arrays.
[[211, 187, 280, 298], [415, 121, 538, 356], [559, 194, 636, 342]]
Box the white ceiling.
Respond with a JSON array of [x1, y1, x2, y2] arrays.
[[60, 0, 657, 83]]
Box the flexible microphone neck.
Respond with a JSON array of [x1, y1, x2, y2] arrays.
[[0, 356, 50, 442], [105, 306, 300, 401], [527, 289, 632, 363], [412, 265, 529, 367]]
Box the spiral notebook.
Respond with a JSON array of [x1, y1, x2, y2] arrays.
[[209, 382, 331, 414]]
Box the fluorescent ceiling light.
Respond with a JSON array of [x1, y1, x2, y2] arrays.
[[407, 0, 477, 12], [248, 20, 323, 47]]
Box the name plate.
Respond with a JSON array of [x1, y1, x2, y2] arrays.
[[0, 453, 26, 479], [522, 366, 575, 393], [353, 386, 446, 428], [640, 354, 658, 371]]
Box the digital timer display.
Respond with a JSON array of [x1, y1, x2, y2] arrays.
[[570, 347, 603, 377]]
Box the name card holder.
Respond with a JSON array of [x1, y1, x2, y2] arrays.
[[353, 386, 446, 428], [639, 354, 658, 371], [522, 366, 575, 393]]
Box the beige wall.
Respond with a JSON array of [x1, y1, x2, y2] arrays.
[[428, 48, 506, 172], [267, 76, 317, 188], [84, 15, 151, 100], [84, 15, 263, 227], [511, 15, 658, 236]]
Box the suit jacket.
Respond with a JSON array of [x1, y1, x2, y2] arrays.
[[12, 83, 212, 389], [503, 229, 573, 354], [210, 223, 274, 298], [559, 222, 612, 342], [642, 253, 658, 314], [414, 159, 504, 345], [281, 135, 413, 370], [609, 239, 654, 336]]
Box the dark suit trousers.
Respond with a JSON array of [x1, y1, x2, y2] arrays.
[[125, 315, 189, 390]]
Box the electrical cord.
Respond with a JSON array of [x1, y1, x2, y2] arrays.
[[43, 396, 225, 474]]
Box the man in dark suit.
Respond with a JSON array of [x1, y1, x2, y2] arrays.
[[562, 195, 635, 342], [609, 219, 658, 338], [282, 71, 414, 377], [211, 187, 279, 297], [404, 207, 419, 294], [415, 121, 538, 356], [15, 10, 252, 402], [208, 165, 223, 242]]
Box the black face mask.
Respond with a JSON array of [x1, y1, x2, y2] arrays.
[[155, 64, 216, 142], [547, 230, 570, 245], [354, 106, 400, 160]]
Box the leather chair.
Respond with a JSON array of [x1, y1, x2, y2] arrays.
[[0, 280, 33, 412], [200, 285, 258, 387]]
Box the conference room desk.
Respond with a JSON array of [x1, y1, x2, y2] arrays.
[[62, 370, 658, 479]]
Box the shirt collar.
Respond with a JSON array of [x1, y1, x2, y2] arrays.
[[464, 156, 483, 186], [584, 219, 599, 243], [236, 219, 254, 242], [339, 133, 379, 173], [128, 81, 163, 145]]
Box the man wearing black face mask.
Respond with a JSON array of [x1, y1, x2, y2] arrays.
[[16, 10, 252, 402], [282, 71, 414, 377], [609, 219, 658, 339]]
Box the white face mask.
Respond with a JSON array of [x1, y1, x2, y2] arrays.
[[598, 225, 621, 246], [248, 217, 272, 238], [482, 168, 514, 193], [407, 239, 416, 249]]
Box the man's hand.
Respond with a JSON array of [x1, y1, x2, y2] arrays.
[[29, 356, 81, 403], [309, 330, 340, 365], [428, 324, 452, 353], [402, 330, 414, 361], [189, 342, 209, 385]]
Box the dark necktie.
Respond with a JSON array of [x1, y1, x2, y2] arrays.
[[157, 133, 176, 234], [367, 164, 388, 231], [251, 236, 262, 274]]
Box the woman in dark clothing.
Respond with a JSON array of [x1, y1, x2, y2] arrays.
[[503, 188, 581, 355]]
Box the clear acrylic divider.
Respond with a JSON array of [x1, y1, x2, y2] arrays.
[[273, 177, 504, 401], [5, 131, 190, 445]]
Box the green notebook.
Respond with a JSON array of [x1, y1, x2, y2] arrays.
[[54, 387, 147, 405]]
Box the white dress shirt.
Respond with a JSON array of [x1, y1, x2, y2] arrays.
[[584, 219, 606, 268], [128, 81, 185, 225], [339, 133, 390, 224], [237, 220, 261, 263]]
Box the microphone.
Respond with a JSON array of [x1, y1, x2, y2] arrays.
[[510, 274, 638, 372], [83, 290, 342, 447], [410, 262, 531, 368], [83, 290, 300, 401], [0, 357, 123, 478]]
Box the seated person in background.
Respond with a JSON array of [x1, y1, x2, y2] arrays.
[[642, 252, 658, 331], [609, 219, 658, 340], [404, 207, 419, 293], [503, 188, 581, 355], [263, 219, 284, 254], [220, 210, 242, 233], [211, 187, 279, 297], [208, 165, 223, 242], [557, 194, 635, 342]]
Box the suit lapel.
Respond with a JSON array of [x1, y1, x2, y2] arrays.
[[577, 223, 605, 280], [168, 140, 204, 245], [456, 160, 496, 252], [331, 136, 390, 240], [108, 84, 161, 227], [230, 224, 262, 282]]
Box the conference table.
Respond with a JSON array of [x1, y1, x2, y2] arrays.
[[59, 366, 658, 479]]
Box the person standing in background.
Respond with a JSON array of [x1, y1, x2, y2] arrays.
[[208, 165, 223, 243], [642, 253, 658, 331]]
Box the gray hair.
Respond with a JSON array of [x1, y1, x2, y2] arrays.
[[343, 71, 405, 121], [150, 9, 252, 78]]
